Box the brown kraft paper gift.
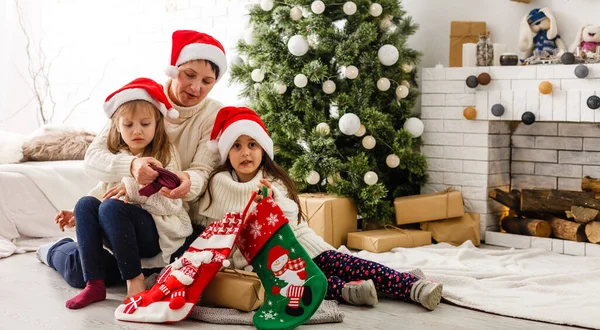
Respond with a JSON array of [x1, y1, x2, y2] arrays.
[[449, 21, 487, 67], [347, 229, 431, 253], [394, 189, 464, 225], [199, 269, 265, 312], [299, 193, 358, 248], [419, 212, 480, 246]]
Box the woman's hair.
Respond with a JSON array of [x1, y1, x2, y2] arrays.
[[106, 100, 172, 166], [203, 153, 302, 224], [182, 59, 220, 79]]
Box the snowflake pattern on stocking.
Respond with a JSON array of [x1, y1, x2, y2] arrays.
[[249, 221, 263, 239], [259, 309, 278, 321], [266, 213, 279, 226]]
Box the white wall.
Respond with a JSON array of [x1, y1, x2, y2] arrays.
[[404, 0, 600, 68]]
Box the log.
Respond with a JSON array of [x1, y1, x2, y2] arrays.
[[571, 206, 599, 224], [500, 216, 551, 237], [582, 176, 600, 193], [585, 221, 600, 244], [520, 189, 596, 213], [544, 215, 588, 242], [488, 189, 520, 210]]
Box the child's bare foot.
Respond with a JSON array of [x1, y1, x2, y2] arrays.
[[125, 273, 146, 300]]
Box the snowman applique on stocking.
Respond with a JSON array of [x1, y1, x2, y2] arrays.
[[238, 195, 327, 330]]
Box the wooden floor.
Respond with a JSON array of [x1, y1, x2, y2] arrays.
[[0, 252, 578, 330]]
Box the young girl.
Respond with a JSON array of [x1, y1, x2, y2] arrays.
[[36, 78, 193, 309], [198, 106, 443, 310]]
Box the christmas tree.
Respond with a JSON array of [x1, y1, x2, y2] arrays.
[[230, 0, 427, 225]]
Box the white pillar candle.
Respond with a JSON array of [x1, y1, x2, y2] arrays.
[[462, 43, 477, 67], [493, 43, 508, 66]]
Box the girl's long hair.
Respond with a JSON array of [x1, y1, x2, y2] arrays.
[[203, 153, 302, 224], [106, 100, 172, 166]]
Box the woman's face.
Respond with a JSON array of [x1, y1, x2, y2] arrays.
[[169, 60, 217, 107]]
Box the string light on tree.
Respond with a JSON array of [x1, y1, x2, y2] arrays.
[[362, 135, 376, 149], [311, 0, 325, 14], [338, 113, 361, 135], [306, 170, 321, 185], [251, 69, 265, 82], [343, 1, 357, 15], [395, 85, 409, 99], [294, 74, 308, 88], [274, 82, 287, 94], [354, 124, 366, 137], [345, 65, 359, 79], [288, 35, 309, 56], [386, 154, 400, 168], [377, 78, 391, 91], [364, 171, 379, 185], [378, 44, 399, 66], [403, 117, 424, 138], [402, 63, 414, 73], [322, 80, 336, 94], [316, 122, 330, 135], [369, 3, 383, 17], [260, 0, 274, 11], [290, 6, 302, 20]]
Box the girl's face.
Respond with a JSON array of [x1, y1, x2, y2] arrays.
[[229, 135, 263, 182], [117, 106, 157, 155], [169, 60, 217, 107]]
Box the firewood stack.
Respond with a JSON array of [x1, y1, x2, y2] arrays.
[[489, 177, 600, 244]]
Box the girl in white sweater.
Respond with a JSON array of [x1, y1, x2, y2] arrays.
[[37, 78, 192, 310], [199, 106, 444, 311]]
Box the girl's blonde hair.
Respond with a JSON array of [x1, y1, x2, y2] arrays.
[[106, 100, 171, 166]]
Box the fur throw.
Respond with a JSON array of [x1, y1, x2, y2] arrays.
[[21, 129, 96, 162]]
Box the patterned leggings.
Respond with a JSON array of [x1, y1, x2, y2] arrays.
[[313, 250, 419, 302]]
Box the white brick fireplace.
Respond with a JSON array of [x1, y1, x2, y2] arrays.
[[419, 64, 600, 255]]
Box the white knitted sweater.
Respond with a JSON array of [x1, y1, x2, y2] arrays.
[[197, 170, 335, 270], [83, 80, 223, 225]]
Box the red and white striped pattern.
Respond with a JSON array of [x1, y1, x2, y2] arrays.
[[287, 285, 305, 308]]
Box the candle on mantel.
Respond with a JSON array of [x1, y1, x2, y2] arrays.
[[493, 43, 507, 66], [462, 43, 477, 67]]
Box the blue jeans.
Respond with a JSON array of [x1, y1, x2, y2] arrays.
[[48, 196, 161, 288]]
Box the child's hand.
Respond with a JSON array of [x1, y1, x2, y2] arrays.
[[55, 210, 75, 232], [254, 179, 274, 202], [103, 183, 129, 203]]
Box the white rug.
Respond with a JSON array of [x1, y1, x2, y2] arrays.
[[339, 242, 600, 329]]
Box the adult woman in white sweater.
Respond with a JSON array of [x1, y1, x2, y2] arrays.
[[200, 106, 444, 311]]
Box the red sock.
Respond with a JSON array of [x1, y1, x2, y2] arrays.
[[66, 279, 107, 309]]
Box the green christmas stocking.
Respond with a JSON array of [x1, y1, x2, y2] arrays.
[[238, 195, 327, 330]]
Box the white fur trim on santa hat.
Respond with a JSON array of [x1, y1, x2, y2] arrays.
[[217, 119, 274, 164], [104, 88, 175, 119], [165, 66, 180, 80], [172, 270, 195, 286], [115, 301, 194, 322], [176, 43, 228, 80]]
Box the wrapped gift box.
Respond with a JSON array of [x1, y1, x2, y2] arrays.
[[449, 21, 487, 67], [420, 212, 480, 246], [299, 193, 358, 248], [199, 269, 265, 312], [347, 229, 431, 253], [394, 189, 464, 225]]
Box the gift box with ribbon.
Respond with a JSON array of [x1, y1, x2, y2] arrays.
[[199, 268, 265, 312], [394, 189, 465, 225], [347, 227, 432, 253], [299, 193, 358, 248]]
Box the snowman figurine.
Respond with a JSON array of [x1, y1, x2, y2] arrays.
[[268, 245, 313, 316]]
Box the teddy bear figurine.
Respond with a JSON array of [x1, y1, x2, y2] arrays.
[[519, 7, 566, 59], [570, 24, 600, 56]]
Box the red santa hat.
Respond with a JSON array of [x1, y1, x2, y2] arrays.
[[208, 106, 274, 164], [267, 245, 289, 269], [103, 78, 179, 119], [165, 30, 227, 81]]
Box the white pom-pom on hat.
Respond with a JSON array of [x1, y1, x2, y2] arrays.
[[165, 66, 180, 80], [221, 260, 230, 268], [167, 109, 180, 119], [206, 139, 219, 153]]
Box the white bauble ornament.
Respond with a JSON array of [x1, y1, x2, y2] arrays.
[[369, 3, 383, 17], [306, 170, 321, 185], [401, 80, 410, 88], [274, 82, 287, 94], [290, 6, 303, 21], [260, 0, 274, 11], [243, 29, 255, 45], [343, 1, 357, 15], [362, 135, 376, 149], [377, 44, 399, 66], [322, 80, 336, 94], [386, 154, 400, 168], [377, 77, 390, 91], [311, 0, 325, 14], [402, 63, 414, 73], [345, 65, 359, 79], [403, 117, 424, 138], [338, 113, 361, 135], [316, 122, 330, 135], [288, 35, 309, 56], [251, 69, 265, 82], [364, 171, 378, 185], [354, 124, 366, 137], [294, 74, 308, 88], [395, 85, 409, 99]]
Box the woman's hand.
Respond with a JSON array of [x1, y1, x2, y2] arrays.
[[254, 179, 274, 202], [131, 157, 161, 185], [103, 183, 129, 203], [160, 171, 191, 199], [55, 210, 75, 232]]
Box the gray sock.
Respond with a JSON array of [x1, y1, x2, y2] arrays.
[[36, 237, 73, 267]]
